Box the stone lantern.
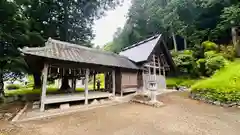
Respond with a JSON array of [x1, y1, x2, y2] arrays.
[[147, 80, 157, 102]]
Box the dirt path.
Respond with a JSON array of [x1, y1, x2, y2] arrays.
[[1, 92, 240, 135]]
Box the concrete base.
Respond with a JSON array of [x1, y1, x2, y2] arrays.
[[60, 103, 70, 110]]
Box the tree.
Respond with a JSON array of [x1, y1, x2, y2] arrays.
[[25, 0, 121, 89], [0, 0, 29, 96], [214, 3, 240, 56], [0, 41, 28, 96], [1, 0, 121, 90], [109, 0, 240, 53]]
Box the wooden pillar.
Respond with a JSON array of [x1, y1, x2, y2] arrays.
[[93, 71, 96, 91], [85, 68, 89, 105], [112, 70, 116, 96], [142, 70, 146, 90], [40, 63, 49, 112]]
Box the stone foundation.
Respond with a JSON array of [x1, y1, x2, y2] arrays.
[[130, 94, 164, 108]]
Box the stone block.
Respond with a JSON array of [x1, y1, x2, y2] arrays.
[[4, 113, 13, 120], [91, 99, 99, 105], [32, 104, 40, 109], [33, 101, 40, 105], [0, 113, 4, 119], [60, 103, 70, 110], [4, 97, 15, 103], [213, 101, 221, 106], [228, 102, 237, 107], [99, 99, 105, 104]]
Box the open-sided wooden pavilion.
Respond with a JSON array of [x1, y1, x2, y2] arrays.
[[22, 38, 139, 111]]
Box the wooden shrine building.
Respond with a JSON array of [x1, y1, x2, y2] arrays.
[[120, 34, 175, 92], [21, 35, 174, 111]]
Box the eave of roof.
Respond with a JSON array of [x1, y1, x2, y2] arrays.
[[21, 38, 139, 70]]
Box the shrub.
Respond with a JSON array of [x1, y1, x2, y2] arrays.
[[196, 58, 206, 76], [201, 41, 218, 52], [192, 44, 204, 59], [191, 61, 240, 103], [204, 51, 218, 59], [205, 55, 227, 76], [183, 50, 193, 55], [219, 45, 235, 61], [172, 53, 197, 76], [170, 50, 179, 57], [6, 84, 21, 90]]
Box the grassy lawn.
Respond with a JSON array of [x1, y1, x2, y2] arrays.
[[166, 77, 202, 88], [4, 84, 105, 96], [4, 74, 105, 96]]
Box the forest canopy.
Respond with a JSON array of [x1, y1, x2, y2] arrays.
[[105, 0, 240, 53]]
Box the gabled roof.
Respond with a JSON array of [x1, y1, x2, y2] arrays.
[[21, 38, 139, 69], [119, 35, 161, 63]]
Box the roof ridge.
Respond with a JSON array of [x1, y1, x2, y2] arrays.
[[121, 34, 160, 51]]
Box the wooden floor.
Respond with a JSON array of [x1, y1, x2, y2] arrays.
[[44, 91, 112, 104]]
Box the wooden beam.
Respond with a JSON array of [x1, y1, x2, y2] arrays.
[[85, 68, 89, 105], [112, 70, 116, 96], [40, 63, 49, 112], [144, 64, 165, 69]]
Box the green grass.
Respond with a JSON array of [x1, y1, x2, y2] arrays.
[[166, 77, 201, 88], [191, 60, 240, 103], [4, 84, 105, 96], [4, 74, 105, 96]]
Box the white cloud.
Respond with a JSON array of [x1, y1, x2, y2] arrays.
[[92, 0, 131, 47]]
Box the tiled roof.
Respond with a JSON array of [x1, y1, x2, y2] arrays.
[[21, 38, 139, 69], [119, 35, 161, 62]]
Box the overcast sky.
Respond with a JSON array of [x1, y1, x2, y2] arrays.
[[92, 0, 131, 47]]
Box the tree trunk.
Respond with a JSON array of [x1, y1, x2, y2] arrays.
[[93, 72, 96, 91], [232, 27, 240, 57], [60, 77, 70, 90], [60, 69, 70, 90], [184, 38, 187, 50], [33, 72, 42, 89], [0, 71, 4, 97], [172, 32, 177, 52], [58, 0, 71, 91], [60, 0, 69, 41]]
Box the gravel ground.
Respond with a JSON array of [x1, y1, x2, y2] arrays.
[[1, 91, 240, 135]]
